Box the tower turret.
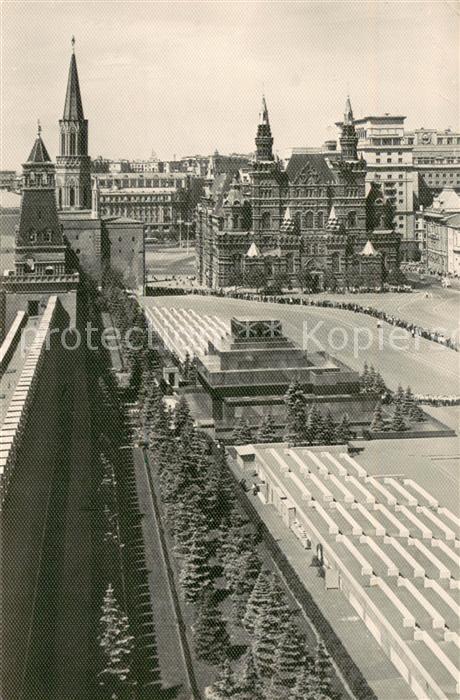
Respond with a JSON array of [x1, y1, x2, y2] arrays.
[[339, 95, 359, 160], [255, 96, 274, 162], [56, 37, 91, 210], [16, 124, 67, 274]]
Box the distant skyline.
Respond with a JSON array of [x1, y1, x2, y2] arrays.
[[1, 0, 459, 170]]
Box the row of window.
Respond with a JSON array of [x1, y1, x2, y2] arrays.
[[415, 157, 460, 164], [290, 188, 328, 198], [97, 179, 182, 189], [259, 210, 357, 229], [376, 157, 404, 164], [100, 195, 173, 203], [28, 229, 52, 243]]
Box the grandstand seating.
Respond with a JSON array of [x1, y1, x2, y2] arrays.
[[238, 443, 460, 700]]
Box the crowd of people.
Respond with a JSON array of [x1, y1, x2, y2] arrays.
[[178, 286, 459, 352], [415, 395, 460, 407]]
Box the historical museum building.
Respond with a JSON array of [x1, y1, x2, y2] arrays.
[[196, 97, 401, 289]]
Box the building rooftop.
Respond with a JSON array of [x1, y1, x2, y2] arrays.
[[286, 152, 337, 183]]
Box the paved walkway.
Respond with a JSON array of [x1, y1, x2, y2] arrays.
[[227, 455, 417, 700], [132, 448, 192, 699], [0, 317, 38, 424]]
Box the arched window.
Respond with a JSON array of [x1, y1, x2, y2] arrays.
[[69, 131, 76, 155], [69, 187, 75, 207], [61, 133, 66, 155], [347, 211, 357, 228], [317, 211, 324, 229], [294, 211, 301, 230], [261, 211, 271, 230], [303, 211, 314, 229], [58, 189, 63, 209]]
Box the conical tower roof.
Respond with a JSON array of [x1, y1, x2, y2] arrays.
[[326, 205, 341, 231], [246, 241, 261, 257], [27, 124, 51, 163], [63, 37, 84, 120], [360, 239, 378, 256], [344, 95, 354, 125], [259, 95, 270, 126]]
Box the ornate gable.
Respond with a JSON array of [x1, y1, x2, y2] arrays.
[[293, 163, 320, 185]]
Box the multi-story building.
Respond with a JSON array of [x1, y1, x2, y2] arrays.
[[422, 188, 460, 275], [0, 170, 18, 191], [196, 97, 400, 289], [405, 128, 460, 198], [347, 114, 417, 258], [93, 171, 197, 240]]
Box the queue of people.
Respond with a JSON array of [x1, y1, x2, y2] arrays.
[[183, 286, 459, 352]]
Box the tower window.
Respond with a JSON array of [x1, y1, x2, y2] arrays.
[[61, 133, 66, 155], [261, 212, 271, 230], [43, 230, 52, 242], [347, 211, 357, 227], [317, 211, 324, 229], [70, 131, 76, 155], [29, 230, 37, 242], [69, 187, 75, 206], [58, 188, 63, 209], [303, 211, 314, 229]]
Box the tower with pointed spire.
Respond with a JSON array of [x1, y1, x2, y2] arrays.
[[255, 96, 274, 162], [15, 124, 67, 273], [339, 95, 359, 160], [56, 37, 91, 210], [2, 125, 79, 330]]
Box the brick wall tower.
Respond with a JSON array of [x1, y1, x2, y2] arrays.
[[56, 37, 91, 210]]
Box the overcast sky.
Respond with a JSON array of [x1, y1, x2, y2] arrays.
[[1, 1, 459, 169]]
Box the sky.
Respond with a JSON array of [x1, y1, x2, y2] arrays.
[[1, 0, 459, 170]]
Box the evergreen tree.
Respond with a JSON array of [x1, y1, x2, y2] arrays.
[[98, 583, 135, 695], [232, 417, 254, 445], [305, 404, 322, 445], [205, 452, 236, 527], [237, 648, 265, 700], [268, 620, 305, 697], [231, 549, 262, 624], [335, 413, 352, 443], [210, 659, 237, 699], [360, 362, 369, 392], [182, 351, 191, 381], [390, 401, 406, 432], [193, 591, 229, 663], [291, 650, 318, 700], [322, 410, 336, 445], [315, 642, 334, 698], [174, 394, 193, 436], [408, 401, 425, 422], [315, 411, 325, 445], [253, 604, 284, 680], [372, 370, 387, 395], [148, 395, 171, 446], [284, 381, 307, 444], [179, 532, 211, 602], [243, 570, 273, 633], [370, 400, 385, 432], [394, 384, 405, 407], [256, 412, 277, 444], [402, 386, 415, 416]]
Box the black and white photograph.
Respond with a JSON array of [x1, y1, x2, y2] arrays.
[[0, 1, 459, 699]]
